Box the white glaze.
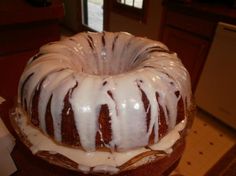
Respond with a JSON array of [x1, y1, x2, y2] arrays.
[[18, 32, 192, 153], [14, 107, 186, 174]]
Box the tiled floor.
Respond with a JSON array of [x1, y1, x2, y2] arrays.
[[172, 109, 236, 176]]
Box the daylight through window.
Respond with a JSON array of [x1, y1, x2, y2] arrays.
[[117, 0, 144, 9]]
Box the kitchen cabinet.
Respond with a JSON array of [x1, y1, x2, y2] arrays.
[[161, 1, 236, 92], [161, 9, 214, 91], [162, 26, 209, 90]]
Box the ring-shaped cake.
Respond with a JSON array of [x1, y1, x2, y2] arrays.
[[13, 32, 194, 175]]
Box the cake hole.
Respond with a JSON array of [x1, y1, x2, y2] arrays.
[[70, 33, 146, 76]]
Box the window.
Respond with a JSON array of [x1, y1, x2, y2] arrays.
[[112, 0, 148, 22], [82, 0, 104, 32], [117, 0, 144, 9]]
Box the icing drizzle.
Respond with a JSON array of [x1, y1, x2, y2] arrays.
[[18, 32, 192, 152]]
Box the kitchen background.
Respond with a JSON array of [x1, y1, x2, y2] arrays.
[[0, 0, 236, 175]]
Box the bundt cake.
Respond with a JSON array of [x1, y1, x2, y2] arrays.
[[13, 32, 194, 175]]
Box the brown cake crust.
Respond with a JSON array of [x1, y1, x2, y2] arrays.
[[10, 102, 195, 176], [35, 140, 185, 176], [26, 86, 186, 151]]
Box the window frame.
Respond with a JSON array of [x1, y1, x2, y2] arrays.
[[111, 0, 149, 23]]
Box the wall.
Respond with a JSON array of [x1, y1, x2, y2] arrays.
[[61, 0, 81, 32], [60, 0, 163, 39], [107, 0, 163, 40]]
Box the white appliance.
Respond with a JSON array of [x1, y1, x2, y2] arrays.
[[195, 22, 236, 129]]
